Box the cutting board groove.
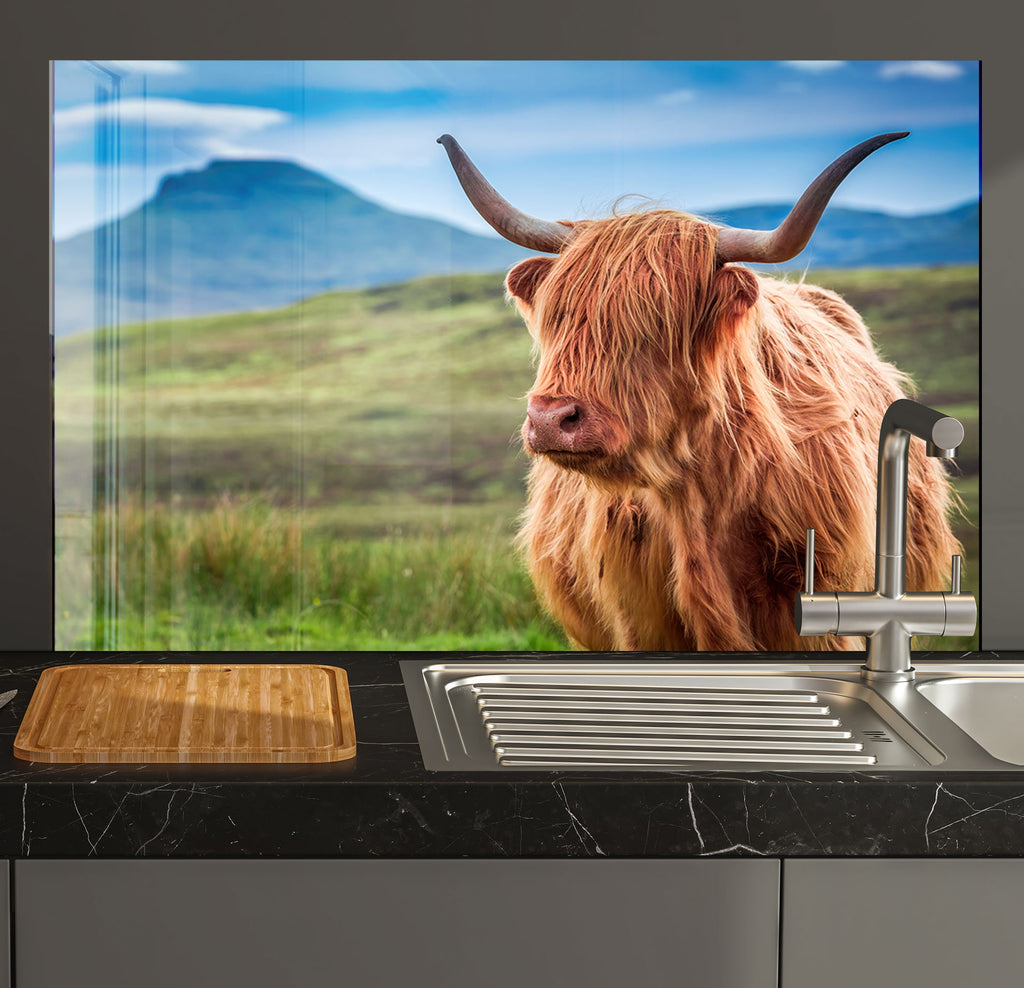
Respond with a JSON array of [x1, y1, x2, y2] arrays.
[[14, 664, 357, 763]]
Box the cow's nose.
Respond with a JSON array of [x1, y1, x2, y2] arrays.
[[526, 396, 588, 452]]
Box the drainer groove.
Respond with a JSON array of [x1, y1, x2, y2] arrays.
[[473, 681, 875, 767]]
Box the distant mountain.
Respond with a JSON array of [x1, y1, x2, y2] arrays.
[[53, 160, 532, 336], [706, 201, 979, 270], [53, 159, 979, 336]]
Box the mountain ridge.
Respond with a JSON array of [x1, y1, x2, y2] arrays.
[[53, 159, 979, 336]]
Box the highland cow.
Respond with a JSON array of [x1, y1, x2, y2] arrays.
[[439, 132, 963, 651]]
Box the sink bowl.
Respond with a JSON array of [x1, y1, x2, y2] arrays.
[[916, 678, 1024, 765]]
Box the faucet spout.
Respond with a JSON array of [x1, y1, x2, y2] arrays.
[[795, 398, 976, 683], [875, 399, 965, 600]]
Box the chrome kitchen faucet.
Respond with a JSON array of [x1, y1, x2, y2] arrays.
[[795, 399, 977, 682]]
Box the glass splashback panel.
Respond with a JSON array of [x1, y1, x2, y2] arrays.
[[52, 60, 980, 651]]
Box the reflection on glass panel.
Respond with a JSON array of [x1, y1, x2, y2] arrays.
[[52, 60, 980, 652], [54, 60, 127, 650]]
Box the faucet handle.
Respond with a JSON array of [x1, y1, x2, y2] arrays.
[[951, 554, 962, 595], [796, 527, 839, 637], [805, 528, 816, 594]]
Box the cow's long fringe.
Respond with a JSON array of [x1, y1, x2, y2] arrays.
[[509, 210, 963, 652]]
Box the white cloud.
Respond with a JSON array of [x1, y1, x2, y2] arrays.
[[99, 61, 188, 76], [657, 89, 698, 105], [54, 97, 289, 148], [880, 61, 965, 81], [781, 61, 847, 72]]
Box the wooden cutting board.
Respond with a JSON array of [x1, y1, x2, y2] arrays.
[[13, 663, 357, 763]]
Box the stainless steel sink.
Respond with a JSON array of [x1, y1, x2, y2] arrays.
[[916, 678, 1024, 765], [401, 659, 1024, 773]]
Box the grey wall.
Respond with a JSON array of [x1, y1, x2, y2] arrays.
[[0, 3, 1015, 650]]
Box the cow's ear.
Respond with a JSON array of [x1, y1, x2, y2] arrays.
[[712, 264, 759, 317], [506, 256, 556, 311], [694, 264, 759, 353], [702, 264, 759, 336]]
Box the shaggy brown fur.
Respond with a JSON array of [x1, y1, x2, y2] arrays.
[[507, 210, 962, 651]]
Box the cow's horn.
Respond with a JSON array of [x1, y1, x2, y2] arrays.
[[438, 134, 575, 254], [715, 132, 910, 264]]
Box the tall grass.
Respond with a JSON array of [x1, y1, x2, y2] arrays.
[[58, 495, 569, 651], [57, 481, 978, 652]]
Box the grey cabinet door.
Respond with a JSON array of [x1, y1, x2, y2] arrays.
[[0, 864, 8, 988], [783, 859, 1024, 988], [16, 859, 779, 988]]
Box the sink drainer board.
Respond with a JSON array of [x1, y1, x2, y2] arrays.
[[401, 661, 947, 772]]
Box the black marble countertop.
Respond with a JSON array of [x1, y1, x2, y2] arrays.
[[2, 650, 1024, 858]]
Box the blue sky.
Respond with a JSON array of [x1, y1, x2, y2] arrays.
[[52, 60, 980, 242]]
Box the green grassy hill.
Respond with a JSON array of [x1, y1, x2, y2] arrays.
[[56, 272, 535, 520], [54, 264, 979, 650]]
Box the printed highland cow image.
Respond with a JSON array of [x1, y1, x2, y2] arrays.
[[52, 61, 979, 652]]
